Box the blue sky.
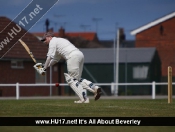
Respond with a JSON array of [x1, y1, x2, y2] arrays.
[[1, 0, 175, 40]]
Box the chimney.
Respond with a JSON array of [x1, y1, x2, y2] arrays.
[[45, 19, 50, 32], [48, 28, 54, 32], [119, 28, 125, 43], [59, 27, 65, 38]]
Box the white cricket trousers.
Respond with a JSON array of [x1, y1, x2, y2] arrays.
[[67, 50, 84, 80]]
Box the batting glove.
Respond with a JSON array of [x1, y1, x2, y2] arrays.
[[34, 63, 43, 68], [33, 63, 46, 75], [38, 68, 46, 75]]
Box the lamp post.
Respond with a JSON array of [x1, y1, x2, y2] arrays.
[[115, 29, 120, 96]]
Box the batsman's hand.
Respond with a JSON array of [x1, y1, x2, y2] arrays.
[[38, 68, 46, 75], [33, 63, 46, 75], [34, 63, 43, 68]]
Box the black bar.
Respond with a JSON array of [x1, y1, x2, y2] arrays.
[[0, 117, 175, 126]]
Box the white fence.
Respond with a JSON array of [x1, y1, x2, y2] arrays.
[[0, 82, 173, 100]]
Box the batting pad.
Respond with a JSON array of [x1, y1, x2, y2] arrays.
[[80, 78, 95, 93], [64, 73, 84, 102]]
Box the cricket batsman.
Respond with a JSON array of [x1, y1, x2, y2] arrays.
[[33, 32, 102, 103]]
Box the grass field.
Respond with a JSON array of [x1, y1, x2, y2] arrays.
[[0, 99, 175, 132]]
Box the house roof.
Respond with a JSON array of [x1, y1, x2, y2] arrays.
[[80, 47, 157, 63], [100, 40, 135, 48], [33, 32, 97, 41], [66, 32, 97, 41], [131, 11, 175, 35], [33, 32, 59, 38], [0, 16, 47, 61]]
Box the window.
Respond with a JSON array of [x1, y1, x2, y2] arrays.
[[11, 60, 24, 69], [133, 66, 148, 79]]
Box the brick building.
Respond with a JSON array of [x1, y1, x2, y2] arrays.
[[0, 17, 64, 97], [131, 11, 175, 82]]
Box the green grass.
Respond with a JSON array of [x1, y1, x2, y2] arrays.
[[0, 99, 175, 132]]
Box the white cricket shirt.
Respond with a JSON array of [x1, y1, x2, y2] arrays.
[[47, 37, 78, 60]]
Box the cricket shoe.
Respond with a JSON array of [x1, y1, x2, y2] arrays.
[[94, 86, 102, 101], [74, 98, 89, 103]]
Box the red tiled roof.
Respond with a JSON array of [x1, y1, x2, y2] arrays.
[[66, 32, 97, 41], [0, 17, 47, 60], [33, 32, 97, 41], [33, 32, 59, 38]]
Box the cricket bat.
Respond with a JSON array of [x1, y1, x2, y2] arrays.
[[18, 39, 45, 75], [18, 39, 37, 63]]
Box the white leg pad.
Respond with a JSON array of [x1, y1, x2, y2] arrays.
[[79, 78, 95, 93], [64, 73, 84, 102], [80, 78, 102, 101]]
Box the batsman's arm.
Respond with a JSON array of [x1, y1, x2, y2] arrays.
[[44, 56, 52, 69], [44, 55, 61, 69]]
